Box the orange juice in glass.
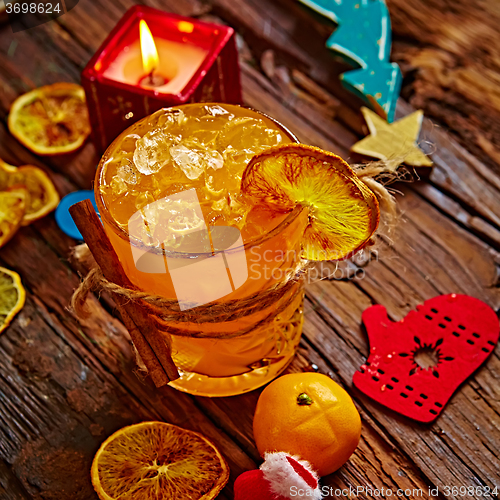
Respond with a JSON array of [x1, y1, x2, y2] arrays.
[[95, 103, 308, 396]]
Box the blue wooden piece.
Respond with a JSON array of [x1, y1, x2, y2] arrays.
[[299, 0, 401, 122], [55, 190, 100, 240]]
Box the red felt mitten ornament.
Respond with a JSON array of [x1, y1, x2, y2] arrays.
[[353, 294, 499, 422], [234, 452, 322, 500]]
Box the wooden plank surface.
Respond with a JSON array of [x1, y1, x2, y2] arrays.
[[0, 0, 499, 499]]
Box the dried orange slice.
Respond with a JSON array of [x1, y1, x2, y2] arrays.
[[91, 421, 229, 500], [0, 159, 59, 224], [0, 266, 25, 335], [241, 144, 380, 261], [8, 83, 90, 155], [0, 187, 26, 248]]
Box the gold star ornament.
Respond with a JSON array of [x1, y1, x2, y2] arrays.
[[351, 107, 433, 168]]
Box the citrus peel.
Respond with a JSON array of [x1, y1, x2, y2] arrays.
[[0, 187, 26, 248], [91, 421, 229, 500], [0, 266, 26, 335], [0, 159, 59, 224], [241, 144, 380, 260], [8, 82, 90, 155]]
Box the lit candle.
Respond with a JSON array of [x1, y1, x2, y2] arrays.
[[103, 20, 208, 94], [81, 6, 243, 153]]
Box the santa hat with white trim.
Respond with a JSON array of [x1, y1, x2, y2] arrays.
[[234, 452, 322, 500]]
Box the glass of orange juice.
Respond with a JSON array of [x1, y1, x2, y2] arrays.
[[95, 103, 309, 397]]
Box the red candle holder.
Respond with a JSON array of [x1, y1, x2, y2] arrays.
[[81, 5, 243, 154]]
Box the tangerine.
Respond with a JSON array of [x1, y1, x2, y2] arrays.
[[253, 372, 361, 476]]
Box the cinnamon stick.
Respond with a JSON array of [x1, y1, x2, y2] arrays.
[[69, 199, 179, 385]]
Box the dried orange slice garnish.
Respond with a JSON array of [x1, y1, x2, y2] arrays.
[[91, 421, 229, 500], [241, 144, 380, 260], [8, 83, 90, 155], [0, 266, 25, 335], [0, 159, 59, 224], [0, 187, 26, 248]]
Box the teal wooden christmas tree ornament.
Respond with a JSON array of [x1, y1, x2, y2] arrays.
[[299, 0, 402, 122]]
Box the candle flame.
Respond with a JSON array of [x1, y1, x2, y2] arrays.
[[140, 20, 159, 76]]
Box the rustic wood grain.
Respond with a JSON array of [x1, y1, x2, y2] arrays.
[[0, 0, 499, 499], [388, 0, 500, 176]]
